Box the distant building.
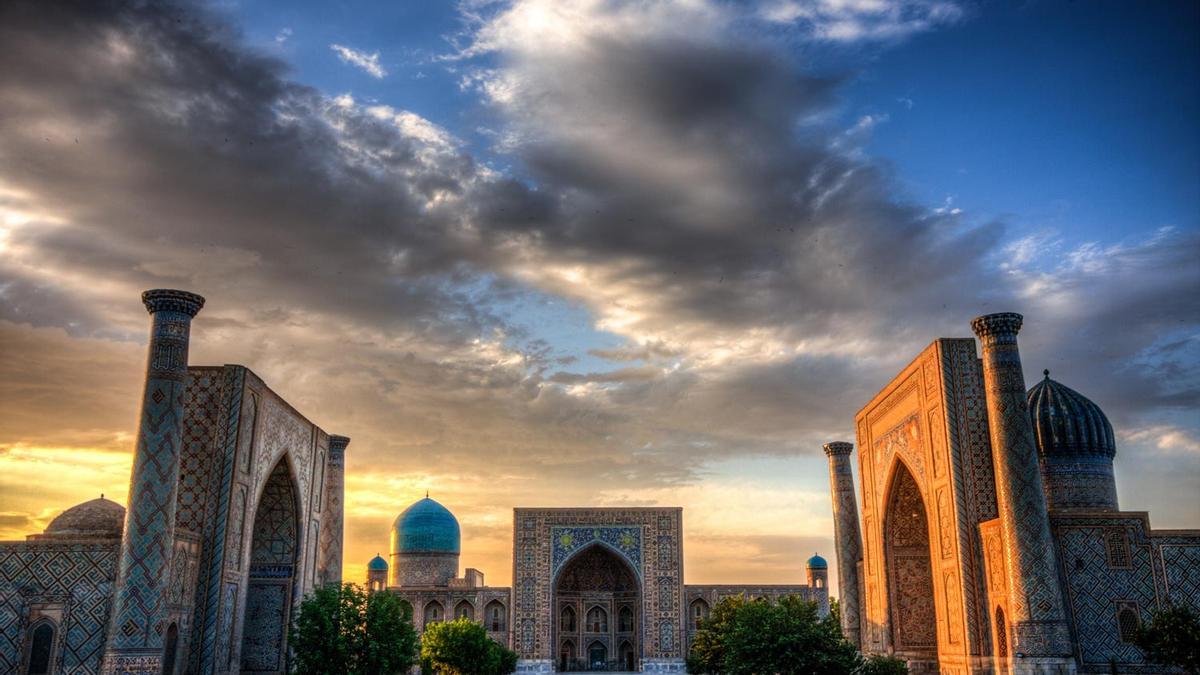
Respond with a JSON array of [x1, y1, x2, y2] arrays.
[[825, 312, 1200, 674], [0, 289, 347, 675], [367, 503, 828, 672]]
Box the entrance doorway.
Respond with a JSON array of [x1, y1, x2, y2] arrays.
[[241, 457, 299, 673], [884, 461, 937, 670], [553, 544, 640, 671]]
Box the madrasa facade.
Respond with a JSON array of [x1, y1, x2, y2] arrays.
[[365, 501, 830, 673], [824, 312, 1200, 675], [0, 290, 349, 675]]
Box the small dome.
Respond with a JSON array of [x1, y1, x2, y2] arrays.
[[45, 496, 125, 538], [806, 554, 828, 569], [368, 554, 389, 571], [1027, 371, 1115, 459], [391, 497, 460, 555]]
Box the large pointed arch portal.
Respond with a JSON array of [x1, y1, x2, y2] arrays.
[[240, 457, 300, 673], [883, 460, 937, 669], [553, 544, 640, 671]]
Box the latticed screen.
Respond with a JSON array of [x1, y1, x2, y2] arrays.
[[1105, 530, 1131, 568], [1117, 605, 1140, 643]]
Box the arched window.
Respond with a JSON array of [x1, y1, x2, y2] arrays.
[[561, 605, 576, 632], [1118, 606, 1140, 643], [559, 641, 575, 671], [815, 577, 824, 589], [486, 600, 506, 632], [618, 606, 633, 632], [27, 621, 55, 675], [423, 601, 443, 626], [1105, 531, 1131, 568], [587, 606, 607, 633], [455, 600, 474, 621], [398, 599, 414, 621], [162, 622, 178, 675], [690, 599, 710, 630], [994, 607, 1008, 658]]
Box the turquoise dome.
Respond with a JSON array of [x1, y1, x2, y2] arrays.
[[806, 554, 828, 569], [367, 554, 388, 571], [391, 497, 460, 554]]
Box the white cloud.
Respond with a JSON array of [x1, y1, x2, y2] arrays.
[[274, 27, 292, 45], [760, 0, 962, 42], [330, 43, 387, 78]]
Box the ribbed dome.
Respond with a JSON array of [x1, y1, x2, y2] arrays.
[[367, 554, 389, 571], [45, 496, 125, 538], [391, 497, 460, 554], [1027, 370, 1115, 459], [806, 554, 828, 569]]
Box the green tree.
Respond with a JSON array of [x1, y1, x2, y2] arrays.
[[1134, 605, 1200, 674], [290, 583, 418, 675], [420, 617, 518, 675], [687, 594, 861, 675]]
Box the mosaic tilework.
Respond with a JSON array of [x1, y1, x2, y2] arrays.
[[241, 458, 299, 674], [106, 301, 201, 672], [824, 442, 863, 647], [971, 314, 1073, 657], [1052, 517, 1158, 669], [186, 366, 240, 675], [513, 508, 684, 669], [175, 370, 223, 535], [318, 436, 346, 587], [885, 464, 936, 651], [0, 542, 119, 675], [551, 527, 642, 579]]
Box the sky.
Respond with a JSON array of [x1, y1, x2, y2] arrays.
[[0, 0, 1197, 599]]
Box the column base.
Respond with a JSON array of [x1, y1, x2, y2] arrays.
[[101, 650, 163, 675], [515, 659, 554, 673], [1008, 656, 1077, 675]]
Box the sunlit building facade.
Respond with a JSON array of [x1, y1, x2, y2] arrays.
[[0, 290, 348, 675], [826, 312, 1200, 674]]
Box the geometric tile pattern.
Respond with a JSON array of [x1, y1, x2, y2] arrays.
[[885, 463, 937, 651], [105, 294, 203, 673], [0, 541, 119, 675], [512, 508, 685, 670], [824, 441, 863, 647], [970, 313, 1073, 657]]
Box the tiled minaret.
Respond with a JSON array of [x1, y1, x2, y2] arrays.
[[823, 441, 862, 649], [318, 434, 350, 586], [103, 289, 204, 674], [970, 313, 1075, 672]]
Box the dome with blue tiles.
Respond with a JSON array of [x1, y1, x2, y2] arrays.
[[367, 554, 388, 571], [806, 553, 827, 569], [391, 496, 460, 555], [1027, 370, 1115, 459]]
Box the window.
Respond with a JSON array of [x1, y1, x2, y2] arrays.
[[27, 621, 54, 675], [587, 606, 607, 633], [561, 605, 576, 632], [1117, 605, 1140, 643], [423, 601, 443, 626], [1105, 531, 1131, 568], [618, 606, 633, 632], [690, 599, 710, 630], [486, 601, 506, 632], [162, 622, 178, 675], [455, 601, 474, 621], [994, 607, 1007, 659]]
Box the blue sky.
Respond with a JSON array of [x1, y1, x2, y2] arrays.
[[1, 0, 1196, 589]]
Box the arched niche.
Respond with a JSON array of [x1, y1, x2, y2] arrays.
[[883, 458, 937, 668]]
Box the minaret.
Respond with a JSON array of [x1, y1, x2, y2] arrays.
[[319, 434, 350, 586], [823, 441, 863, 649], [970, 313, 1075, 671], [103, 289, 204, 674]]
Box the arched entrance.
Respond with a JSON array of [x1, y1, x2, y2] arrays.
[[553, 544, 640, 671], [241, 457, 299, 673], [884, 461, 937, 669]]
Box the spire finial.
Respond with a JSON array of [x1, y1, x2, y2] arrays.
[[1044, 368, 1050, 379], [426, 490, 429, 499]]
